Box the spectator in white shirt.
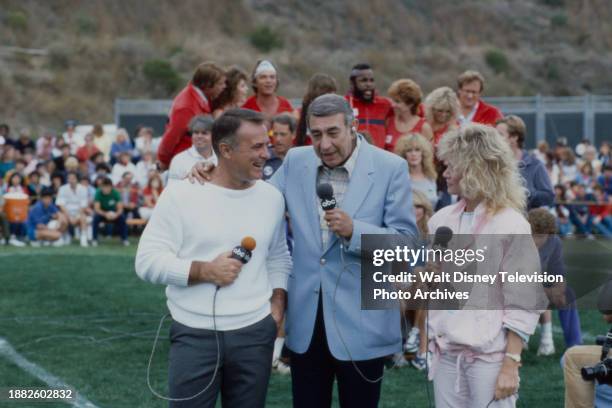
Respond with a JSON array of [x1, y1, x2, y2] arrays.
[[56, 172, 90, 247], [168, 115, 217, 183], [134, 127, 161, 157], [135, 151, 157, 187], [111, 151, 137, 185]]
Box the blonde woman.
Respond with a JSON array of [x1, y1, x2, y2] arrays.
[[395, 133, 438, 209], [424, 87, 460, 147], [428, 124, 543, 407]]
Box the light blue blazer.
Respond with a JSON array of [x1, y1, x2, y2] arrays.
[[270, 140, 417, 360]]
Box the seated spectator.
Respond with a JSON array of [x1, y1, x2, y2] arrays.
[[597, 164, 612, 196], [599, 141, 611, 166], [62, 120, 83, 153], [76, 133, 100, 163], [22, 150, 38, 175], [580, 145, 602, 176], [26, 171, 43, 204], [116, 172, 141, 220], [92, 163, 111, 187], [64, 157, 79, 175], [139, 173, 163, 220], [134, 127, 160, 157], [50, 172, 65, 195], [533, 140, 549, 163], [135, 151, 156, 187], [168, 115, 216, 183], [52, 137, 68, 159], [3, 172, 28, 247], [4, 159, 27, 183], [560, 147, 578, 185], [53, 144, 72, 173], [92, 123, 112, 162], [553, 184, 573, 236], [36, 130, 56, 160], [0, 145, 16, 179], [42, 160, 57, 186], [590, 184, 612, 238], [575, 162, 595, 191], [569, 182, 594, 237], [545, 151, 561, 186], [80, 176, 96, 208], [27, 187, 67, 247], [92, 177, 128, 246], [111, 152, 137, 185], [110, 128, 135, 165], [87, 152, 106, 176], [14, 128, 35, 155], [56, 172, 90, 247]]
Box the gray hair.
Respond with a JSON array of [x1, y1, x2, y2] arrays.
[[307, 94, 354, 129], [271, 113, 297, 134], [189, 115, 214, 134]]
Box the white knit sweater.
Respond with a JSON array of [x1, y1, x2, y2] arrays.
[[135, 179, 292, 330]]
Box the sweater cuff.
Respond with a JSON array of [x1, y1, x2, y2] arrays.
[[268, 272, 288, 291], [165, 258, 193, 287]]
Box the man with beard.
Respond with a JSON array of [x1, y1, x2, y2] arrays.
[[345, 63, 392, 149], [242, 60, 294, 120], [157, 62, 226, 171]]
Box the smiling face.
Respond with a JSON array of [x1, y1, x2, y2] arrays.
[[309, 113, 356, 168], [254, 71, 277, 96], [192, 128, 212, 151], [272, 122, 294, 158], [236, 79, 249, 105], [391, 98, 412, 116], [221, 121, 270, 182]]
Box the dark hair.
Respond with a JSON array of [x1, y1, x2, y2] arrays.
[[211, 108, 265, 155], [271, 113, 297, 134], [214, 66, 248, 110], [604, 164, 612, 173], [188, 115, 214, 134], [296, 73, 338, 145], [192, 62, 225, 91], [95, 163, 110, 173], [350, 63, 372, 78], [66, 171, 80, 181], [100, 177, 113, 187], [41, 187, 54, 197]]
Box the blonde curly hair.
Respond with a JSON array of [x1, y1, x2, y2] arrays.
[[424, 86, 460, 126], [394, 133, 437, 180], [437, 124, 527, 214]]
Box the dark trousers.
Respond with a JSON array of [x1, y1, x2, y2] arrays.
[[92, 213, 127, 240], [168, 315, 277, 408], [290, 295, 384, 408]]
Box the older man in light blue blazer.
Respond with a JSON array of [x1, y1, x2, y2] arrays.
[[270, 94, 417, 408]]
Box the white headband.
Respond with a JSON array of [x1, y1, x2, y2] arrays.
[[254, 60, 276, 77]]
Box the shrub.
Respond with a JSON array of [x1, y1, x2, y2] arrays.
[[485, 48, 510, 74], [77, 16, 97, 35], [551, 13, 568, 28], [142, 59, 182, 95], [249, 26, 284, 52], [6, 11, 28, 31]]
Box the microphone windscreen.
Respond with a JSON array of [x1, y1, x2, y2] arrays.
[[433, 226, 453, 248], [241, 236, 257, 251], [316, 183, 334, 199]]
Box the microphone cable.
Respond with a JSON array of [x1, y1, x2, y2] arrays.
[[146, 287, 221, 402]]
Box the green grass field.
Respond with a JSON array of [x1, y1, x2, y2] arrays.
[[0, 239, 609, 407]]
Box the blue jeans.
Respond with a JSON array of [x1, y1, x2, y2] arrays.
[[9, 222, 26, 238], [92, 213, 127, 241], [592, 216, 612, 238], [569, 212, 593, 235]]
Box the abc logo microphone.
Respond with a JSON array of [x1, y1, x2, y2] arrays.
[[230, 237, 257, 264], [317, 183, 337, 211], [433, 226, 453, 249]]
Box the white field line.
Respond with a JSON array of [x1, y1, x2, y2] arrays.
[[0, 337, 99, 408]]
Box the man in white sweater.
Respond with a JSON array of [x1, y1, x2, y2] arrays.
[[168, 115, 218, 184], [135, 109, 292, 408]]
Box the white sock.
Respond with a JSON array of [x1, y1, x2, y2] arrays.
[[541, 322, 553, 341], [273, 337, 284, 360]]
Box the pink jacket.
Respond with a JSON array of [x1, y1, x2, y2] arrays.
[[426, 200, 544, 376]]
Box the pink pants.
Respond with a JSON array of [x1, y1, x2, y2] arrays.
[[433, 353, 518, 408]]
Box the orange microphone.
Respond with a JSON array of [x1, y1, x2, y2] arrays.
[[230, 237, 257, 264]]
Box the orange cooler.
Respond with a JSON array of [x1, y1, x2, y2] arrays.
[[3, 193, 29, 223]]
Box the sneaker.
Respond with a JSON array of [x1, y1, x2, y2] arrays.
[[122, 240, 130, 247], [276, 360, 291, 375], [8, 236, 26, 247], [51, 239, 64, 247], [537, 338, 555, 356], [30, 241, 41, 247], [392, 352, 409, 368], [404, 327, 420, 353], [411, 352, 432, 372], [91, 240, 99, 247], [80, 236, 88, 247]]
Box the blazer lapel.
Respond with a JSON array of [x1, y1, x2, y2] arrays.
[[301, 154, 323, 251], [324, 142, 375, 253]]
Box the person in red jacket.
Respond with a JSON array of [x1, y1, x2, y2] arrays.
[[157, 62, 226, 170], [242, 60, 294, 120], [345, 63, 392, 148], [456, 70, 503, 126]]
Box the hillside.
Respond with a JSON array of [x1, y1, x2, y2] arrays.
[[1, 0, 611, 131]]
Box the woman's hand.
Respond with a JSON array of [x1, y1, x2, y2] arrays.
[[494, 358, 520, 400]]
